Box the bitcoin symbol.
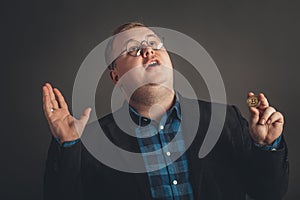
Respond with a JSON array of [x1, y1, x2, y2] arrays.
[[247, 96, 260, 107]]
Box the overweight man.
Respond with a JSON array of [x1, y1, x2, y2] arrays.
[[42, 22, 289, 200]]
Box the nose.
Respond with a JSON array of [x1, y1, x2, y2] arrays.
[[141, 47, 155, 58]]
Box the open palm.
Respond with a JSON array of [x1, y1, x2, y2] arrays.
[[42, 83, 91, 143]]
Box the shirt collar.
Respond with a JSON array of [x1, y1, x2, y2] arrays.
[[128, 91, 182, 127]]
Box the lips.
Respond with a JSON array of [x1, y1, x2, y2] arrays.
[[145, 59, 161, 69]]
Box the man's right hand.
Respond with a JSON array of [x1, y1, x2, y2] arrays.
[[42, 83, 91, 143]]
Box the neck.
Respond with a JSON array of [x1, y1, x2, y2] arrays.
[[129, 89, 175, 122]]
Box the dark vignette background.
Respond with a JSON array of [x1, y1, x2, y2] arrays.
[[3, 0, 300, 199]]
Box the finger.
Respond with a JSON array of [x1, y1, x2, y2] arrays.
[[53, 88, 68, 109], [266, 111, 284, 126], [45, 83, 59, 109], [247, 92, 255, 98], [259, 106, 276, 125], [42, 85, 53, 117], [258, 93, 269, 109]]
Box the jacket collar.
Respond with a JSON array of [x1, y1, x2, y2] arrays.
[[104, 94, 208, 199], [128, 91, 182, 127]]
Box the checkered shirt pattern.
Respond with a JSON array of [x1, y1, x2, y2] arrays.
[[130, 98, 194, 200]]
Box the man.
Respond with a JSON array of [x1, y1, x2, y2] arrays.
[[42, 22, 289, 200]]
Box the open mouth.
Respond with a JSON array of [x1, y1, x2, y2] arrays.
[[148, 61, 159, 67], [146, 60, 160, 68]]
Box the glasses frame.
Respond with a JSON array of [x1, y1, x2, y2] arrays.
[[109, 34, 164, 70]]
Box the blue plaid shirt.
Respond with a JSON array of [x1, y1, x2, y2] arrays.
[[130, 96, 194, 200]]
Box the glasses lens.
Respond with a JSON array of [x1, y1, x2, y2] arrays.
[[147, 35, 163, 50], [124, 35, 164, 57], [126, 40, 141, 56]]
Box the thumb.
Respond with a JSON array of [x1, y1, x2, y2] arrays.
[[78, 108, 92, 128], [74, 107, 92, 137], [79, 107, 92, 126]]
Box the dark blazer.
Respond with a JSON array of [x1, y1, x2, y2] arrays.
[[44, 97, 289, 200]]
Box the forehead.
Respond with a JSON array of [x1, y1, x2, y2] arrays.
[[112, 27, 156, 50]]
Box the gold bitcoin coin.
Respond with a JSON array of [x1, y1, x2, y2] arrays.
[[247, 96, 261, 107]]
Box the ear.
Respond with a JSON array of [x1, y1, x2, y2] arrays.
[[110, 70, 119, 84]]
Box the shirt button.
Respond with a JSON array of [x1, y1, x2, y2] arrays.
[[159, 125, 164, 130], [173, 180, 178, 185], [166, 151, 171, 156]]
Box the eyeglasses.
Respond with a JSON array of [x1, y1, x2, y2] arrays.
[[118, 34, 164, 57]]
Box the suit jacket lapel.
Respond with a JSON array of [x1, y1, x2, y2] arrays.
[[106, 97, 211, 199], [105, 105, 152, 198], [180, 96, 211, 199]]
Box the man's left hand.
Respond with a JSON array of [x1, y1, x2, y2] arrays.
[[248, 92, 284, 145]]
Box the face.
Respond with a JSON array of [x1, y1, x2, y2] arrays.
[[110, 27, 174, 103]]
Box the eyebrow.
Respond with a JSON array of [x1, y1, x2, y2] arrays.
[[124, 34, 157, 43]]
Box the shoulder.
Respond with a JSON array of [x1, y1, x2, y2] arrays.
[[98, 112, 114, 127], [179, 96, 248, 144], [179, 95, 242, 120]]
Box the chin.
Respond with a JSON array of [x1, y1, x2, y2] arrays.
[[144, 84, 174, 97]]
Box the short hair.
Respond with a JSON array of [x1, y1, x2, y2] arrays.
[[105, 22, 147, 70]]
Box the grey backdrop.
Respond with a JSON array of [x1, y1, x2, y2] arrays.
[[3, 0, 300, 199]]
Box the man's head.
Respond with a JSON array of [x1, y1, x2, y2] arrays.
[[106, 22, 146, 71], [106, 22, 174, 106]]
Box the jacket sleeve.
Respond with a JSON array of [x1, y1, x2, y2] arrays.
[[44, 137, 83, 200], [232, 105, 289, 200]]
